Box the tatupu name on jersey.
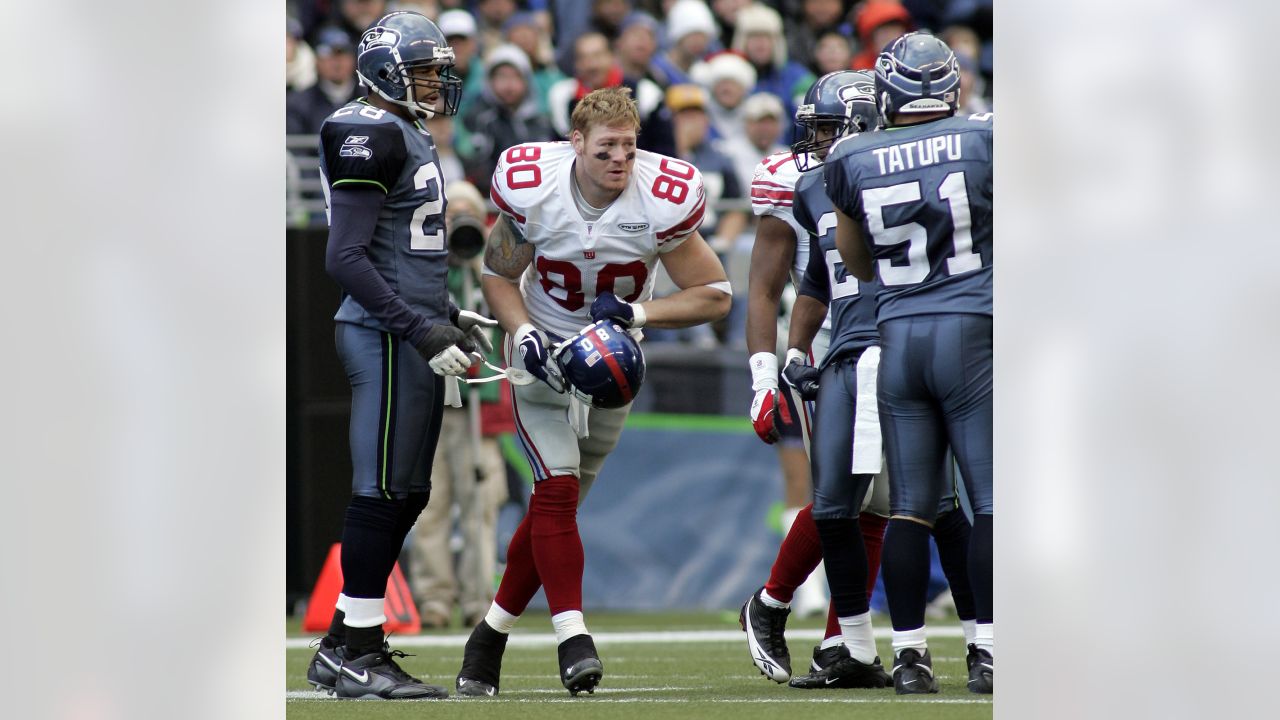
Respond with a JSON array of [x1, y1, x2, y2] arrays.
[[871, 134, 962, 175]]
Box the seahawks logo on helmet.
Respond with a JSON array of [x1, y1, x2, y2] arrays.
[[359, 26, 400, 52]]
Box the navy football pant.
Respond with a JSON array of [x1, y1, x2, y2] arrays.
[[877, 314, 992, 520], [336, 322, 445, 499], [810, 353, 873, 521]]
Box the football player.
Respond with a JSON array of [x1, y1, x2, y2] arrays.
[[824, 33, 993, 694], [304, 11, 498, 701], [454, 86, 732, 697], [740, 73, 891, 684]]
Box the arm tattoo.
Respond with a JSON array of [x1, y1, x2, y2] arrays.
[[484, 214, 533, 279]]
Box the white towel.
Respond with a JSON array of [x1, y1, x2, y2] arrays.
[[567, 395, 591, 439], [443, 375, 463, 408], [850, 347, 883, 474]]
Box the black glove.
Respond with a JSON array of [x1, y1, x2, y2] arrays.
[[782, 351, 820, 401], [414, 324, 474, 363]]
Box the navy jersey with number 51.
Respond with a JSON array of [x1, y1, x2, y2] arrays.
[[823, 113, 992, 323]]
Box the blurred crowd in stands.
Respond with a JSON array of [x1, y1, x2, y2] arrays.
[[287, 0, 991, 348]]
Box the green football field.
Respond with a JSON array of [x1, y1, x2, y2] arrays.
[[285, 610, 992, 719]]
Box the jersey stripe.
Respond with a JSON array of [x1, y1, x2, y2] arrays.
[[586, 332, 634, 406], [490, 185, 527, 225], [657, 195, 706, 242]]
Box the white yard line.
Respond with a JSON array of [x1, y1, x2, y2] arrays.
[[285, 626, 964, 650]]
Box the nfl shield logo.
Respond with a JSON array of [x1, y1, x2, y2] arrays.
[[583, 251, 595, 259]]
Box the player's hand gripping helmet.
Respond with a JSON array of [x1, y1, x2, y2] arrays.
[[874, 31, 960, 125], [791, 70, 879, 172], [553, 320, 646, 410], [356, 11, 463, 119]]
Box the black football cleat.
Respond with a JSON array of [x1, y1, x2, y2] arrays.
[[788, 645, 891, 689], [557, 634, 604, 696], [809, 643, 843, 673], [739, 587, 792, 682], [892, 647, 940, 695], [334, 643, 449, 700], [455, 620, 509, 697], [966, 643, 993, 694], [306, 637, 346, 694]]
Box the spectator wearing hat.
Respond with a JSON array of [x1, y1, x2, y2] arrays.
[[459, 44, 557, 196], [286, 27, 361, 134], [850, 0, 912, 70], [718, 92, 787, 192], [785, 0, 852, 75], [502, 12, 566, 113], [614, 12, 663, 86], [546, 31, 675, 156], [650, 0, 720, 88], [732, 3, 814, 121], [689, 51, 756, 143], [287, 17, 317, 93], [437, 9, 486, 122]]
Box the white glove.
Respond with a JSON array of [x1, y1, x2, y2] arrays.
[[429, 345, 479, 376]]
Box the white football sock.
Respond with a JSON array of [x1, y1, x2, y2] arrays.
[[485, 603, 520, 634], [891, 626, 928, 658], [974, 622, 993, 654], [759, 588, 789, 609], [552, 610, 589, 644], [340, 595, 386, 628], [837, 612, 878, 664], [819, 634, 843, 650], [961, 618, 977, 646]]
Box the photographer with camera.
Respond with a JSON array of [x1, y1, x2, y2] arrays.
[[409, 180, 515, 629]]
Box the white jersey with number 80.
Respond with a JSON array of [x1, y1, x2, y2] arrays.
[[490, 141, 706, 339]]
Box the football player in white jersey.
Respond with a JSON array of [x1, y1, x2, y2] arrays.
[[454, 86, 732, 698]]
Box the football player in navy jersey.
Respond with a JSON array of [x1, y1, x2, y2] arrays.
[[824, 32, 993, 694], [304, 11, 499, 700]]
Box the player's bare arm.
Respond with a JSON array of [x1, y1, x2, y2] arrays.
[[833, 208, 874, 282], [786, 295, 827, 354], [481, 214, 536, 335], [643, 231, 732, 328], [745, 214, 798, 354]]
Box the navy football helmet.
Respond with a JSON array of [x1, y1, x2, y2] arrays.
[[874, 32, 960, 124], [356, 11, 463, 119], [553, 320, 646, 410], [791, 70, 879, 172]]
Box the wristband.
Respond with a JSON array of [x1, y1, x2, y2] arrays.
[[785, 347, 807, 367], [749, 352, 779, 391], [630, 302, 647, 328]]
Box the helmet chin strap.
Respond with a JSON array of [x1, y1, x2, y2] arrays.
[[367, 75, 437, 120]]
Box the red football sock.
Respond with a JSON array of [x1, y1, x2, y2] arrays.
[[529, 474, 583, 615], [859, 512, 888, 598], [493, 511, 542, 615], [763, 503, 823, 603], [824, 601, 840, 640]]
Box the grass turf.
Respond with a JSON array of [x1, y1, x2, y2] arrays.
[[285, 611, 992, 719]]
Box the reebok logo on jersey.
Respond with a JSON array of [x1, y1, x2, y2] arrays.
[[344, 135, 369, 145], [340, 145, 372, 159], [618, 222, 649, 232]]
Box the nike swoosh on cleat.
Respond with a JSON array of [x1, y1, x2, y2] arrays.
[[824, 676, 841, 685], [341, 667, 370, 683], [318, 654, 341, 672]]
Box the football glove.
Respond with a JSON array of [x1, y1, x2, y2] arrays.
[[590, 291, 646, 328], [748, 351, 789, 444], [750, 388, 792, 444], [781, 348, 820, 401], [416, 324, 478, 376], [451, 307, 499, 354], [514, 323, 566, 393]]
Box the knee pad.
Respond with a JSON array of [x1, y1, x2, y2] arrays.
[[401, 491, 430, 522], [346, 494, 407, 532]]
